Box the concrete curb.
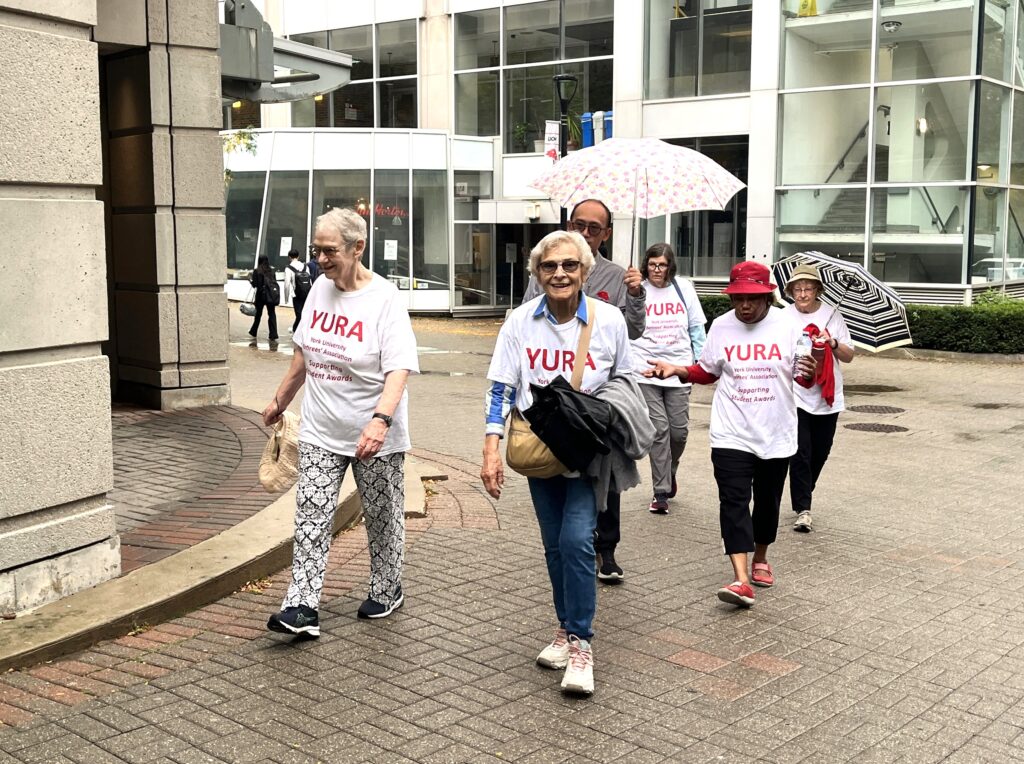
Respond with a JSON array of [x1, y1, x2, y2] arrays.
[[871, 347, 1024, 364], [0, 458, 431, 672]]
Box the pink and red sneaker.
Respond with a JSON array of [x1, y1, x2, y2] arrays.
[[717, 581, 755, 607]]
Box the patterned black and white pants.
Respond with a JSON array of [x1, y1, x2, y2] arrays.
[[282, 441, 405, 610]]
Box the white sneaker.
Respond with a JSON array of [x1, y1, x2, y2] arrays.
[[536, 628, 569, 669], [560, 636, 594, 695], [793, 510, 813, 532]]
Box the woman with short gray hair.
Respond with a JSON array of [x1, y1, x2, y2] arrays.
[[263, 207, 419, 637]]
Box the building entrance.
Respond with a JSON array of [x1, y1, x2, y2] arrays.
[[495, 223, 558, 309]]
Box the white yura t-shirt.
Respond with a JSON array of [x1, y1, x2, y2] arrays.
[[783, 302, 853, 415], [631, 278, 705, 388], [293, 274, 419, 457], [698, 307, 804, 459]]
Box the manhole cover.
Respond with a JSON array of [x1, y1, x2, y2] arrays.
[[844, 423, 909, 433], [847, 405, 905, 414], [846, 384, 903, 394]]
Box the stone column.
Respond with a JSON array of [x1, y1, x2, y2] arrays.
[[0, 1, 119, 612], [106, 0, 230, 410]]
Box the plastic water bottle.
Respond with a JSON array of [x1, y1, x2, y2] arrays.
[[794, 331, 812, 380]]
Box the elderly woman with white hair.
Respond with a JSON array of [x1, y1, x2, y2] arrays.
[[481, 230, 633, 696], [263, 207, 419, 637]]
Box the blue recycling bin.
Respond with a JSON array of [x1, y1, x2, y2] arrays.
[[605, 110, 613, 139], [581, 112, 594, 148]]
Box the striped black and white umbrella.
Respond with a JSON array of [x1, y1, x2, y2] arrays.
[[773, 251, 912, 352]]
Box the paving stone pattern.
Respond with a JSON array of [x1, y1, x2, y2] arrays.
[[110, 405, 288, 573], [1, 319, 1023, 762]]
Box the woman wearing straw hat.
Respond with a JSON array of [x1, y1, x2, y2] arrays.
[[643, 261, 815, 608], [782, 264, 855, 533]]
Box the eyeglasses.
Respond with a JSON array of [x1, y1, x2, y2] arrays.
[[648, 263, 669, 271], [791, 286, 818, 294], [309, 244, 343, 257], [538, 259, 581, 274], [569, 220, 607, 237]]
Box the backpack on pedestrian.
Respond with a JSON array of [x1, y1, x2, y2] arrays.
[[262, 274, 281, 306], [307, 258, 320, 281], [290, 262, 312, 300]]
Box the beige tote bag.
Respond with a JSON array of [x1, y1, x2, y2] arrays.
[[259, 410, 300, 492]]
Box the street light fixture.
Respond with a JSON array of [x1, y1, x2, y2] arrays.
[[553, 73, 578, 227]]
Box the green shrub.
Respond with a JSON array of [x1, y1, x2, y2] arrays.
[[697, 294, 1024, 354], [907, 302, 1024, 354]]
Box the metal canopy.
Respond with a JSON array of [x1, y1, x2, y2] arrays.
[[220, 0, 352, 104]]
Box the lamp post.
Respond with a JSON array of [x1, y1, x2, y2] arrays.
[[553, 73, 578, 228]]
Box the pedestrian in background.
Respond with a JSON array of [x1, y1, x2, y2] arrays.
[[284, 248, 312, 333], [523, 199, 646, 584], [482, 230, 633, 696], [248, 255, 280, 344], [264, 208, 419, 637], [631, 243, 705, 514], [644, 261, 815, 608], [782, 264, 854, 533]]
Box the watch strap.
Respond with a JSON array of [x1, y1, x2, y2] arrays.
[[372, 412, 392, 426]]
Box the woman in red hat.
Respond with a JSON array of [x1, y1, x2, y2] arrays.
[[644, 261, 815, 608]]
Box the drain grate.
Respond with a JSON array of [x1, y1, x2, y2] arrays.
[[847, 405, 905, 414], [844, 423, 909, 433], [846, 384, 903, 394]]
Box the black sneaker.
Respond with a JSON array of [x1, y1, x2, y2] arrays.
[[358, 587, 404, 619], [597, 552, 624, 582], [267, 606, 320, 637]]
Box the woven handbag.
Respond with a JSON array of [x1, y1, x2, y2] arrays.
[[258, 410, 300, 492], [505, 298, 595, 478]]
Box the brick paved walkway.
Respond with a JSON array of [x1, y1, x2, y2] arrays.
[[110, 405, 286, 573]]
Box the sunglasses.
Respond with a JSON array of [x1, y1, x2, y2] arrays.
[[539, 259, 581, 274]]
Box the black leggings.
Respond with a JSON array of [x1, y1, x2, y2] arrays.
[[711, 448, 790, 555], [788, 409, 839, 514]]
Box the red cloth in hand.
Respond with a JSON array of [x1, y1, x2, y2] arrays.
[[803, 322, 835, 406]]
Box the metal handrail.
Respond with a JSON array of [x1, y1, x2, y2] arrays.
[[918, 187, 947, 234], [814, 121, 868, 197], [1010, 203, 1024, 246]]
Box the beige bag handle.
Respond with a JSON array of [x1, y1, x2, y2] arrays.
[[570, 297, 595, 391]]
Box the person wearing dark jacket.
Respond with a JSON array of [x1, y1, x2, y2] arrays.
[[249, 255, 280, 343]]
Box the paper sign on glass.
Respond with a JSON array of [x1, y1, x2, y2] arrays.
[[278, 236, 292, 259], [384, 239, 398, 261]]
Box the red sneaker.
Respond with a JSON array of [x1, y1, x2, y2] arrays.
[[751, 562, 774, 588], [717, 581, 755, 607]]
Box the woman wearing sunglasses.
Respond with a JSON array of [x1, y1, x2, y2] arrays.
[[631, 243, 706, 514], [481, 230, 633, 696]]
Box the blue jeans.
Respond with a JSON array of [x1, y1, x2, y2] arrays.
[[527, 476, 598, 641]]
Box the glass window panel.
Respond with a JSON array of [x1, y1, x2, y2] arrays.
[[378, 20, 417, 78], [454, 223, 493, 306], [564, 0, 613, 58], [978, 83, 1011, 184], [701, 3, 751, 96], [1012, 91, 1024, 184], [454, 9, 500, 70], [876, 82, 971, 183], [373, 170, 410, 285], [871, 185, 967, 284], [330, 25, 373, 80], [332, 82, 374, 127], [982, 0, 1017, 82], [505, 1, 559, 65], [1017, 0, 1024, 87], [778, 188, 867, 235], [229, 100, 261, 129], [505, 60, 613, 154], [876, 3, 974, 82], [646, 0, 696, 98], [291, 31, 327, 49], [291, 98, 315, 128], [782, 7, 871, 88], [310, 170, 371, 235], [779, 89, 870, 185], [379, 80, 417, 128], [455, 71, 500, 136], [225, 171, 266, 272], [412, 170, 449, 291], [972, 187, 1010, 283], [1005, 189, 1024, 280], [454, 171, 494, 220], [260, 171, 310, 271]]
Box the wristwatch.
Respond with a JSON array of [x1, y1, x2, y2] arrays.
[[372, 412, 393, 427]]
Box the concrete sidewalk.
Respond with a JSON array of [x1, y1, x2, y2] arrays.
[[0, 309, 1022, 763]]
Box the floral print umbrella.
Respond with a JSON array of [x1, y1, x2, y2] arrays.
[[528, 137, 746, 219]]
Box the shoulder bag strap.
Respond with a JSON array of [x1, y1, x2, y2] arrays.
[[570, 297, 596, 390], [670, 276, 686, 304]]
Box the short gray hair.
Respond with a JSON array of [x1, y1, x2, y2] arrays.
[[316, 207, 366, 245], [529, 230, 594, 280]]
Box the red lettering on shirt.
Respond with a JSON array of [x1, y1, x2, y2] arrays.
[[525, 347, 598, 371], [724, 343, 782, 362], [646, 302, 685, 317], [310, 309, 363, 341]]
